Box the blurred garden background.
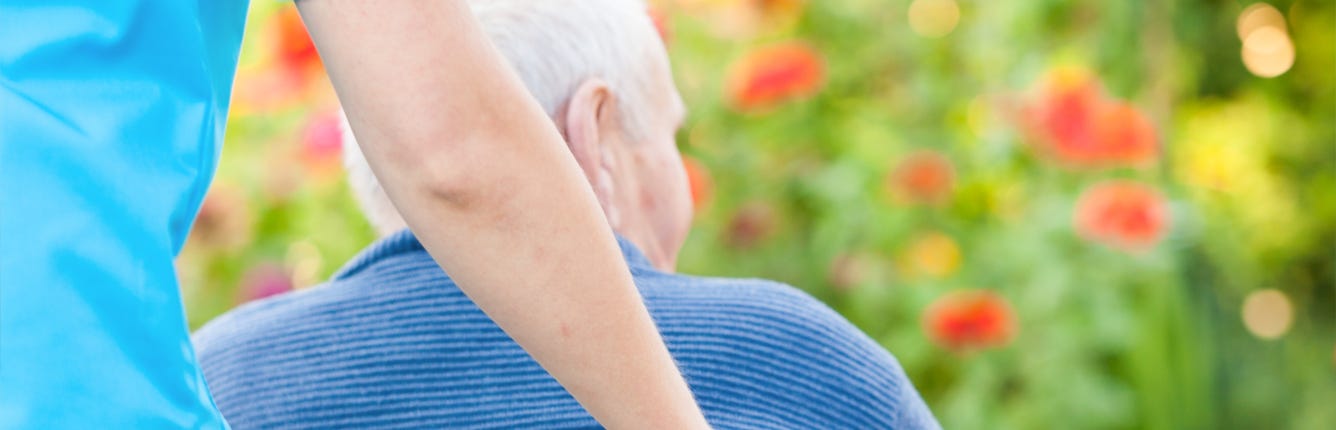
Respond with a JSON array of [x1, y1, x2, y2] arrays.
[[179, 1, 1336, 429]]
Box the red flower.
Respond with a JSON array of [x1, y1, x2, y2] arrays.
[[725, 42, 825, 112], [239, 263, 292, 303], [682, 155, 714, 212], [273, 6, 322, 78], [1022, 67, 1158, 168], [725, 202, 777, 249], [923, 290, 1017, 352], [1025, 68, 1104, 163], [888, 150, 955, 205], [1074, 180, 1169, 252]]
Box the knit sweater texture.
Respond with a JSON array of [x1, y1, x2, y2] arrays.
[[193, 231, 939, 429]]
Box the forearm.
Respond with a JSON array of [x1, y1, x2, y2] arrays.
[[295, 1, 707, 428]]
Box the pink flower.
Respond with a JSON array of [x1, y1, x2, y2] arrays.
[[239, 264, 292, 303], [302, 111, 343, 160], [299, 111, 345, 180]]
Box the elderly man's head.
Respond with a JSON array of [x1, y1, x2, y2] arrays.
[[344, 0, 691, 270]]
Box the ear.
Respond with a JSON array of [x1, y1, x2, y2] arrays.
[[564, 79, 621, 226]]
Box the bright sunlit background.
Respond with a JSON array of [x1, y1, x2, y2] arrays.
[[179, 1, 1336, 429]]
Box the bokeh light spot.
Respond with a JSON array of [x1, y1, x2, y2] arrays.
[[286, 240, 325, 289], [1241, 26, 1295, 78], [1236, 3, 1286, 40], [1242, 289, 1293, 340], [908, 0, 960, 38]]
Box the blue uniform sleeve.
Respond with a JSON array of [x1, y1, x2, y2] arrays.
[[0, 1, 249, 428]]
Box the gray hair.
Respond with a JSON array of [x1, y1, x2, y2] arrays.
[[343, 0, 661, 235]]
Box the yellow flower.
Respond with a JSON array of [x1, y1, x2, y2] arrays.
[[1173, 97, 1302, 253], [899, 232, 962, 279]]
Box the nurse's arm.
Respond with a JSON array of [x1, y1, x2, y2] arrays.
[[293, 1, 709, 429]]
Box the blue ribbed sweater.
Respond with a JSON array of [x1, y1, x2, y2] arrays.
[[193, 231, 939, 429]]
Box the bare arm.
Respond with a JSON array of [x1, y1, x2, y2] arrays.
[[293, 1, 708, 428]]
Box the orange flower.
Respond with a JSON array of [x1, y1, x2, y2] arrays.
[[682, 155, 714, 212], [1093, 102, 1158, 167], [233, 7, 331, 115], [923, 290, 1017, 352], [273, 6, 322, 78], [725, 42, 825, 112], [1022, 67, 1158, 168], [1074, 180, 1170, 252], [888, 150, 955, 205]]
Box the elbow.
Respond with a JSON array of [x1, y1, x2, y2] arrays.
[[356, 108, 553, 216], [373, 132, 496, 212], [418, 152, 485, 211]]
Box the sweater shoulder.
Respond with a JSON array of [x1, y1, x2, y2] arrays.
[[640, 273, 939, 429]]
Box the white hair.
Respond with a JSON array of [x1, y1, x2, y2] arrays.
[[343, 0, 662, 235]]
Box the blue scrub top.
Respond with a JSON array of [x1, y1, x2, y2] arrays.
[[1, 1, 250, 428]]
